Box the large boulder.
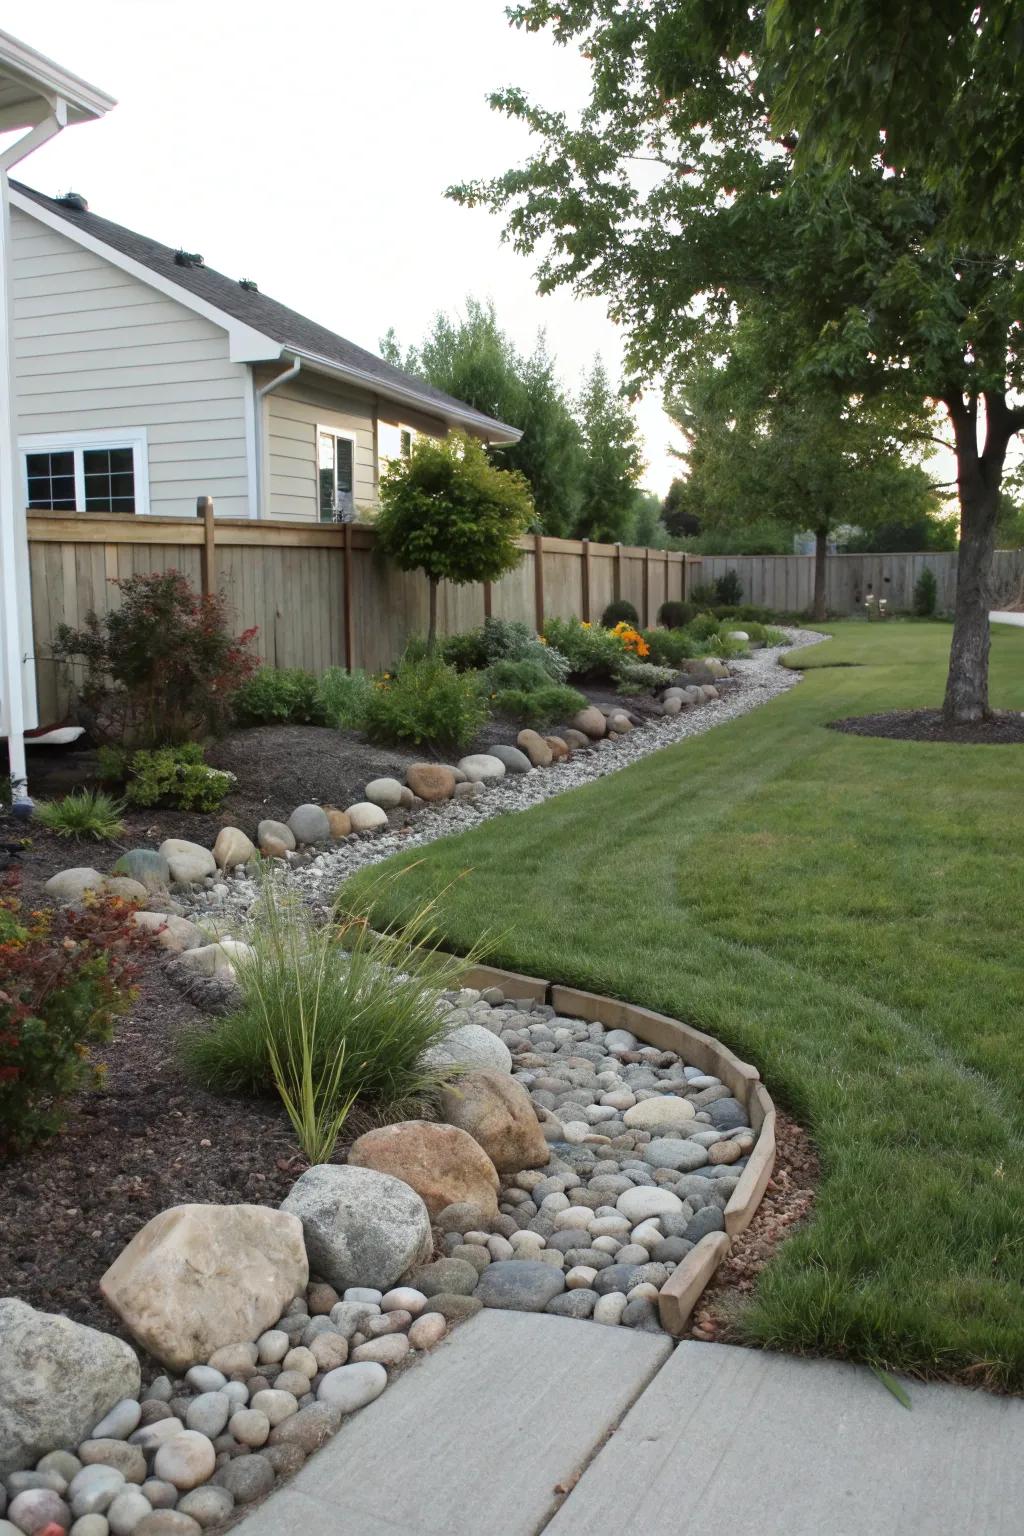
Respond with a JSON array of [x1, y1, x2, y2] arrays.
[[515, 729, 552, 768], [158, 840, 216, 885], [131, 911, 203, 953], [212, 827, 255, 870], [0, 1299, 141, 1478], [439, 1069, 549, 1175], [406, 764, 456, 802], [280, 1165, 432, 1291], [111, 849, 172, 893], [422, 1023, 512, 1075], [571, 707, 606, 740], [488, 744, 532, 774], [456, 754, 506, 785], [257, 819, 296, 853], [44, 867, 106, 903], [288, 804, 332, 844], [363, 777, 404, 810], [347, 802, 388, 832], [100, 1204, 308, 1370], [348, 1121, 500, 1221]]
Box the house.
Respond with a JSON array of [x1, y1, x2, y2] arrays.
[[10, 182, 520, 522]]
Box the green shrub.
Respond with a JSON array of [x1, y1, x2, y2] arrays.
[[0, 882, 143, 1156], [442, 618, 570, 683], [657, 600, 695, 629], [232, 666, 322, 726], [50, 570, 258, 748], [35, 789, 126, 841], [181, 878, 479, 1157], [362, 655, 487, 751], [614, 659, 677, 693], [641, 628, 698, 666], [99, 743, 235, 812], [714, 569, 744, 606], [601, 599, 640, 628], [689, 581, 719, 608], [914, 567, 938, 617], [492, 684, 587, 724], [542, 617, 629, 682], [315, 667, 373, 730], [689, 612, 723, 642]]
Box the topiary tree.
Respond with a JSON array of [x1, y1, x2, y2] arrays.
[[375, 431, 533, 648], [600, 599, 639, 629]]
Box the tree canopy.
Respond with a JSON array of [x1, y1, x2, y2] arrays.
[[575, 356, 646, 542]]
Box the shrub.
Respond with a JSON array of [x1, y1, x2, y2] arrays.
[[689, 612, 722, 642], [689, 581, 719, 608], [100, 743, 235, 812], [914, 567, 938, 617], [542, 617, 628, 681], [181, 878, 479, 1158], [362, 654, 487, 751], [35, 789, 126, 841], [657, 600, 695, 629], [442, 618, 570, 683], [714, 569, 744, 606], [51, 570, 258, 748], [233, 667, 323, 726], [614, 659, 676, 693], [601, 599, 639, 628], [0, 880, 143, 1156], [640, 628, 698, 666], [481, 658, 585, 725], [315, 667, 374, 730]]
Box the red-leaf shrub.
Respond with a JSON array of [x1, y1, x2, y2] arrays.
[[0, 876, 147, 1156], [51, 569, 259, 746]]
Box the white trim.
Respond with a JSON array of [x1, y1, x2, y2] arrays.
[[316, 422, 357, 522], [0, 28, 116, 129], [20, 425, 150, 515], [296, 349, 523, 443], [243, 373, 259, 519]]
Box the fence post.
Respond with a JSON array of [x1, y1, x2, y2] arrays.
[[664, 549, 670, 611], [343, 521, 355, 672], [614, 542, 623, 602], [534, 530, 545, 630], [580, 539, 591, 622], [483, 580, 493, 620], [198, 496, 215, 596], [643, 547, 651, 628]]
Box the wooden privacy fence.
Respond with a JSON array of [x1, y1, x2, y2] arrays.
[[698, 550, 1024, 616], [26, 508, 700, 724]]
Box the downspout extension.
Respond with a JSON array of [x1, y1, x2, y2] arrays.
[[254, 354, 302, 519]]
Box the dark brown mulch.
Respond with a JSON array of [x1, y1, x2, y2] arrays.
[[828, 708, 1024, 745], [689, 1111, 820, 1342]]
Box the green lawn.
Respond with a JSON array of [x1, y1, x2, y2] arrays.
[[347, 620, 1024, 1390]]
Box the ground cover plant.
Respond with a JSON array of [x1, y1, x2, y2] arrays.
[[232, 664, 374, 730], [483, 658, 586, 725], [345, 621, 1024, 1389], [98, 743, 236, 812], [34, 789, 126, 841]]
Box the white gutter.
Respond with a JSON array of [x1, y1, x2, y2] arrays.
[[254, 355, 302, 519]]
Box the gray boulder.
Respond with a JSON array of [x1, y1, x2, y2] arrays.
[[43, 867, 106, 903], [0, 1299, 141, 1478], [422, 1023, 512, 1075], [287, 804, 331, 844], [488, 744, 532, 774], [111, 849, 172, 893], [280, 1164, 432, 1292]]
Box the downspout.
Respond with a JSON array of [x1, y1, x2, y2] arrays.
[[254, 354, 301, 519], [0, 103, 68, 809]]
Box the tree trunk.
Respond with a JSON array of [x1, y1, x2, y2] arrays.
[[427, 576, 439, 652], [942, 392, 1017, 725], [812, 526, 828, 621]]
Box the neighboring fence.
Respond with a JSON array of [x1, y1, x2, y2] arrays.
[[26, 509, 700, 724], [698, 550, 1024, 616]]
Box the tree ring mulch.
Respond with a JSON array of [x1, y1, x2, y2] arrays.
[[828, 709, 1024, 745]]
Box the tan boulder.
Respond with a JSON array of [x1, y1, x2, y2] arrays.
[[104, 876, 149, 903], [544, 735, 570, 760], [439, 1070, 549, 1175], [348, 1120, 500, 1221], [562, 728, 590, 749], [132, 911, 203, 953], [100, 1204, 308, 1370], [261, 835, 291, 859], [213, 826, 256, 870], [571, 706, 606, 739], [406, 764, 457, 802], [516, 729, 552, 767], [324, 807, 352, 838]]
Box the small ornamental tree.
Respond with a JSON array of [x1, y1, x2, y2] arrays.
[[375, 431, 533, 648]]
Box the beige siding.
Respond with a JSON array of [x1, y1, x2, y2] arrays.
[[263, 372, 377, 520], [11, 208, 250, 517]]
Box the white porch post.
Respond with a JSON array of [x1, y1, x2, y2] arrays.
[[0, 167, 31, 800]]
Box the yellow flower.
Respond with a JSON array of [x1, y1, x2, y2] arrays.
[[581, 621, 592, 629]]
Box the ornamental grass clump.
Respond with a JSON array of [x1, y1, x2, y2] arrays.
[[181, 873, 482, 1162], [35, 788, 126, 841]]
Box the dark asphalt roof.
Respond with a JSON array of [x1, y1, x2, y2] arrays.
[[12, 181, 519, 439]]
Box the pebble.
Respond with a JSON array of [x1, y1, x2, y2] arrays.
[[107, 1488, 153, 1534], [593, 1292, 629, 1326], [266, 1403, 343, 1453], [69, 1517, 110, 1536], [152, 1432, 216, 1491], [8, 1489, 72, 1532], [184, 1393, 230, 1438], [205, 1344, 257, 1376], [248, 1390, 298, 1427], [282, 1346, 317, 1378], [175, 1486, 235, 1526], [316, 1362, 389, 1413], [211, 1456, 274, 1506], [91, 1401, 142, 1442], [139, 1484, 176, 1512], [134, 1516, 202, 1535], [343, 1288, 383, 1305], [351, 1334, 410, 1366], [78, 1443, 146, 1484], [408, 1313, 447, 1351], [184, 1368, 225, 1394], [616, 1187, 684, 1223], [379, 1288, 428, 1316], [68, 1468, 125, 1517], [256, 1330, 290, 1365], [309, 1333, 349, 1371], [37, 1455, 82, 1485], [228, 1409, 270, 1449]]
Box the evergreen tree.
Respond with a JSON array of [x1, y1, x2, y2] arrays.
[[575, 358, 645, 542]]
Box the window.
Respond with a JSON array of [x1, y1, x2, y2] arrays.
[[21, 430, 149, 514], [400, 428, 413, 459], [317, 428, 355, 522], [378, 421, 417, 471]]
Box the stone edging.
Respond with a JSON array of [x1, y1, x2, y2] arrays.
[[454, 962, 777, 1337]]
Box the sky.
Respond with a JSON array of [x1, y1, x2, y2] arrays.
[[4, 0, 683, 495]]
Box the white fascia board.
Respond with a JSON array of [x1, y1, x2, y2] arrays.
[[293, 349, 524, 444], [9, 189, 282, 364], [0, 29, 116, 128]]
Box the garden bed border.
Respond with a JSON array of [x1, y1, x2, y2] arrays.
[[455, 962, 778, 1337]]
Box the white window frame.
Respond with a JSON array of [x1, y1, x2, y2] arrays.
[[19, 427, 151, 515], [316, 423, 357, 522], [377, 420, 417, 473]]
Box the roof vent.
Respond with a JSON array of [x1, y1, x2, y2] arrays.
[[238, 278, 258, 291], [56, 191, 88, 212], [174, 249, 204, 268]]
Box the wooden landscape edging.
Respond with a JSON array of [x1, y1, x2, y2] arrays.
[[456, 963, 777, 1337]]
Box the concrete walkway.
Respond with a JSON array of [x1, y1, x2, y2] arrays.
[[239, 1315, 1024, 1536]]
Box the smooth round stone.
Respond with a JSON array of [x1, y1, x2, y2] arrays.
[[364, 776, 404, 809], [615, 1244, 652, 1265], [133, 1515, 202, 1535], [409, 1258, 479, 1297], [546, 1289, 598, 1320], [328, 1302, 380, 1338], [593, 1292, 629, 1326], [8, 1489, 72, 1532], [175, 1486, 235, 1527], [274, 1370, 314, 1398], [420, 1294, 483, 1323], [380, 1287, 428, 1316], [630, 1220, 664, 1247], [643, 1138, 709, 1172], [221, 1382, 249, 1407], [627, 1281, 661, 1301], [282, 1346, 317, 1378], [248, 1390, 298, 1427], [539, 1192, 570, 1213], [128, 1421, 185, 1454], [589, 1215, 631, 1239], [310, 1333, 349, 1371], [91, 1400, 142, 1442], [153, 1432, 216, 1492], [70, 1516, 110, 1536], [622, 1097, 695, 1132], [107, 1488, 153, 1534], [346, 801, 388, 832], [184, 1367, 225, 1394], [616, 1187, 684, 1223], [343, 1288, 383, 1305], [486, 1235, 515, 1261], [266, 1403, 342, 1454], [287, 804, 331, 843], [8, 1473, 68, 1497], [317, 1362, 388, 1413], [306, 1282, 340, 1315], [212, 1455, 274, 1507], [37, 1454, 82, 1484], [565, 1265, 598, 1289], [508, 1230, 545, 1253], [593, 1263, 644, 1296], [69, 1467, 125, 1516], [261, 1444, 306, 1477], [408, 1314, 447, 1351], [78, 1443, 146, 1485], [456, 753, 505, 784], [488, 744, 532, 774], [621, 1296, 664, 1332], [351, 1334, 410, 1367], [228, 1409, 270, 1448], [206, 1343, 258, 1376], [604, 1030, 638, 1053], [256, 1329, 290, 1364], [552, 1206, 593, 1231], [366, 1310, 412, 1338], [184, 1393, 230, 1438], [145, 1379, 173, 1404], [474, 1261, 565, 1312], [591, 1236, 622, 1255], [139, 1484, 176, 1512]]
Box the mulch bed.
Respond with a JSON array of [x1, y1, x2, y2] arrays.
[[829, 709, 1024, 745]]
